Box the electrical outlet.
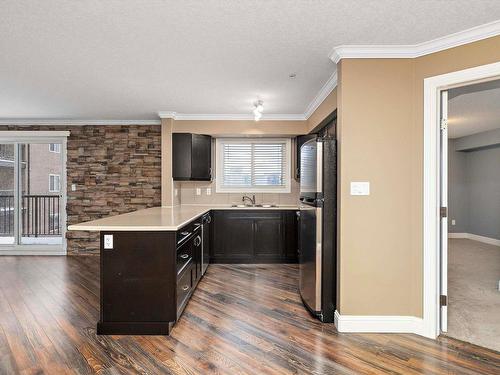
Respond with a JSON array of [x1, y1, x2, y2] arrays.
[[451, 219, 456, 226], [104, 235, 114, 249], [71, 184, 77, 191], [206, 188, 212, 196], [196, 188, 201, 196]]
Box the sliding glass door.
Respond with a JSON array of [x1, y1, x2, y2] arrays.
[[0, 133, 67, 254], [0, 144, 15, 245]]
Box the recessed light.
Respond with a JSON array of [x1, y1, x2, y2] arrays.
[[289, 73, 297, 79]]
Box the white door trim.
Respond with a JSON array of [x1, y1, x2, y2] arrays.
[[423, 61, 500, 339]]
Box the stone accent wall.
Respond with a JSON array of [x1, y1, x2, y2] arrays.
[[0, 125, 162, 254]]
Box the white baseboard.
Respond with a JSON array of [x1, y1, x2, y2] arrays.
[[448, 232, 500, 246], [334, 310, 425, 336]]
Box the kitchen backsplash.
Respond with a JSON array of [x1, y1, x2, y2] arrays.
[[178, 179, 299, 206]]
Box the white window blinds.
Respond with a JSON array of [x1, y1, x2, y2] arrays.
[[216, 138, 291, 193]]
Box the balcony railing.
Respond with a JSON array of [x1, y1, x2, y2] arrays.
[[0, 195, 61, 237]]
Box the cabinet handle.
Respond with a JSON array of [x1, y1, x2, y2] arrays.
[[194, 236, 201, 246], [206, 216, 211, 223], [180, 231, 190, 236], [182, 285, 189, 291], [180, 254, 189, 259]]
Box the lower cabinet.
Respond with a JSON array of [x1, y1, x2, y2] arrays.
[[211, 210, 298, 263], [97, 209, 297, 336]]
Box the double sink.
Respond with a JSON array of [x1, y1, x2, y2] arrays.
[[230, 204, 277, 208]]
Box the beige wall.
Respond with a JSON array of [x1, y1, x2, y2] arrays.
[[179, 180, 299, 206], [172, 119, 307, 136], [307, 88, 337, 133], [162, 118, 305, 206], [337, 35, 500, 317]]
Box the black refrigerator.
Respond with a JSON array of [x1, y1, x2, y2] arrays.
[[298, 136, 337, 322]]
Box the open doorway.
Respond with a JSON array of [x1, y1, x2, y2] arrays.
[[444, 79, 500, 351]]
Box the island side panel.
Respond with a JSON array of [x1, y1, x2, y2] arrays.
[[98, 231, 177, 335]]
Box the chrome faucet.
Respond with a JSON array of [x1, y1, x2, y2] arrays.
[[242, 195, 256, 205]]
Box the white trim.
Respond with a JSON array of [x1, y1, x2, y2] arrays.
[[158, 111, 306, 121], [334, 311, 425, 335], [0, 119, 160, 126], [0, 131, 70, 138], [303, 71, 338, 119], [423, 61, 500, 339], [330, 20, 500, 63], [448, 232, 500, 246], [0, 247, 66, 256]]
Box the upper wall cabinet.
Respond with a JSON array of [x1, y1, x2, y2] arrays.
[[173, 133, 212, 181]]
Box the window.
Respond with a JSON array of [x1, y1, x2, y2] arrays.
[[49, 174, 61, 192], [49, 143, 61, 153], [216, 138, 291, 193]]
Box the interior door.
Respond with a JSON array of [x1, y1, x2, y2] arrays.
[[440, 90, 449, 333]]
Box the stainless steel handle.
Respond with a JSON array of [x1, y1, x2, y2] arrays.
[[180, 254, 189, 259], [182, 285, 189, 291], [180, 231, 190, 236], [206, 216, 211, 224], [194, 236, 201, 246]]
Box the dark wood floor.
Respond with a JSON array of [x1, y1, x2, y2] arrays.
[[0, 257, 499, 375]]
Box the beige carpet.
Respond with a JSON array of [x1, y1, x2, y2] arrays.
[[447, 238, 500, 352]]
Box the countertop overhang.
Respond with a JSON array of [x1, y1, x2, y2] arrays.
[[68, 204, 299, 232]]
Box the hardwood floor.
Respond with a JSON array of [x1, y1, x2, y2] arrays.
[[0, 257, 498, 374]]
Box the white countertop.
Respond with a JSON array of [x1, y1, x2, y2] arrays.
[[68, 204, 299, 232]]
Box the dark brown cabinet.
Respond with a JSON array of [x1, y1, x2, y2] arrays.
[[173, 133, 212, 181], [211, 210, 298, 263], [99, 231, 177, 335], [97, 209, 296, 336]]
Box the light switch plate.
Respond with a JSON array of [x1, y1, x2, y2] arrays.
[[174, 188, 178, 197], [103, 235, 114, 249], [350, 182, 370, 196], [206, 188, 212, 196], [196, 188, 201, 196]]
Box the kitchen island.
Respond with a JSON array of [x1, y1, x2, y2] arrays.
[[69, 204, 298, 335]]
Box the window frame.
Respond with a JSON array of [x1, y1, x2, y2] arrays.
[[49, 174, 61, 193], [49, 143, 61, 153], [215, 137, 292, 193]]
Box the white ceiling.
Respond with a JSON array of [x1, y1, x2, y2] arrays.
[[1, 1, 500, 121], [448, 79, 500, 138]]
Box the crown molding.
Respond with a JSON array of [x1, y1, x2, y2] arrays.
[[0, 119, 161, 126], [158, 111, 306, 121], [330, 19, 500, 63], [303, 70, 338, 119]]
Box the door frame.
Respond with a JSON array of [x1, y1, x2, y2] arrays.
[[0, 131, 69, 255], [422, 61, 500, 338]]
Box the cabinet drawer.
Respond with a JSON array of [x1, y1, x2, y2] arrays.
[[176, 265, 193, 315], [176, 241, 193, 274]]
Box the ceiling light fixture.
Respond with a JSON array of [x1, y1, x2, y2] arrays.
[[253, 100, 264, 121]]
